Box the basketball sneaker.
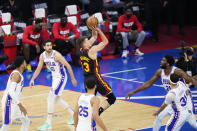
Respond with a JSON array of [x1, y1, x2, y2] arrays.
[[122, 50, 129, 58], [37, 122, 52, 130], [26, 64, 32, 72], [67, 117, 74, 125], [135, 49, 144, 56]]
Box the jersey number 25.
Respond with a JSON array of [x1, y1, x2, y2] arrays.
[[79, 105, 89, 117]]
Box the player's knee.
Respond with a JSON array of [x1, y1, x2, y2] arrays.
[[107, 93, 116, 105], [47, 93, 55, 102]]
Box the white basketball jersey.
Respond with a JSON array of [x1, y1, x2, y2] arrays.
[[42, 50, 67, 78], [169, 81, 188, 112], [76, 94, 96, 131], [2, 70, 24, 104], [161, 66, 177, 91]]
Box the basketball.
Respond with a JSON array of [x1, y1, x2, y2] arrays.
[[86, 16, 99, 29]]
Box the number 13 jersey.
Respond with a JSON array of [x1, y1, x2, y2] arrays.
[[80, 49, 100, 76], [76, 94, 96, 131]]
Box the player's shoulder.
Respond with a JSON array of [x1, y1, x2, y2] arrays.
[[10, 71, 21, 82]]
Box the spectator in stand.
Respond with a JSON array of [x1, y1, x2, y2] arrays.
[[22, 19, 50, 72], [117, 6, 146, 58], [52, 15, 80, 56], [1, 0, 23, 20]]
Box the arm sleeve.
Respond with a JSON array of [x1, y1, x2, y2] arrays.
[[134, 15, 143, 32], [117, 16, 130, 32], [70, 24, 80, 38], [165, 92, 175, 105], [22, 28, 37, 46], [8, 82, 20, 104], [52, 23, 66, 41]]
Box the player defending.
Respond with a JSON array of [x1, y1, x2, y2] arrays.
[[0, 56, 30, 131], [29, 39, 77, 130], [125, 55, 197, 131], [77, 27, 116, 115], [154, 73, 197, 130], [74, 77, 108, 131]]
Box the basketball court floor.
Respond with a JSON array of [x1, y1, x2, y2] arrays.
[[0, 48, 197, 131]]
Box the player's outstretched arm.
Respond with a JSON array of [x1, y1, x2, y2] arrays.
[[125, 69, 161, 99], [88, 28, 98, 46], [175, 68, 197, 86], [92, 97, 108, 131], [88, 28, 108, 60], [29, 55, 44, 87], [9, 73, 27, 116], [74, 97, 79, 129], [55, 52, 77, 86]]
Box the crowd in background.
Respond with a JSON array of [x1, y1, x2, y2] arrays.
[[0, 0, 196, 73]]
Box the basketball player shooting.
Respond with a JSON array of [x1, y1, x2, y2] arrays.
[[77, 16, 116, 116]]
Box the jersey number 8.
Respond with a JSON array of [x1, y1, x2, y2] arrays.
[[79, 105, 89, 117]]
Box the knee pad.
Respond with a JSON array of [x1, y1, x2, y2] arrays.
[[106, 93, 116, 105]]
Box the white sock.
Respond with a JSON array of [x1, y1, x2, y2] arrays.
[[56, 96, 74, 116], [0, 124, 9, 131], [46, 114, 52, 125], [20, 115, 30, 131]]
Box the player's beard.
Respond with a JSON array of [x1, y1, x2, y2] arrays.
[[160, 64, 167, 69], [46, 49, 52, 54]]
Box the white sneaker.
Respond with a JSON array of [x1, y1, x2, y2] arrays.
[[135, 49, 144, 56], [121, 50, 129, 58]]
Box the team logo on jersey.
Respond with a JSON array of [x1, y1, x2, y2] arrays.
[[123, 22, 134, 27], [30, 34, 40, 39], [45, 62, 56, 66], [60, 30, 69, 35], [80, 56, 90, 62]]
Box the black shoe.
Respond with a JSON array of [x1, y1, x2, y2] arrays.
[[152, 37, 160, 42], [7, 64, 15, 70], [0, 55, 8, 64]]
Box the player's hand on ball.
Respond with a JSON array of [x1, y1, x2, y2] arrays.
[[71, 78, 77, 87]]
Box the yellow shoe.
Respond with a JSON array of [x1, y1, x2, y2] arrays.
[[26, 64, 32, 72]]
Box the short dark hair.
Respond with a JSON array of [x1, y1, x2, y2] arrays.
[[42, 39, 53, 47], [170, 73, 180, 84], [77, 36, 88, 49], [164, 55, 175, 66], [85, 77, 97, 90], [124, 6, 133, 12], [60, 14, 67, 19], [14, 56, 25, 68]]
